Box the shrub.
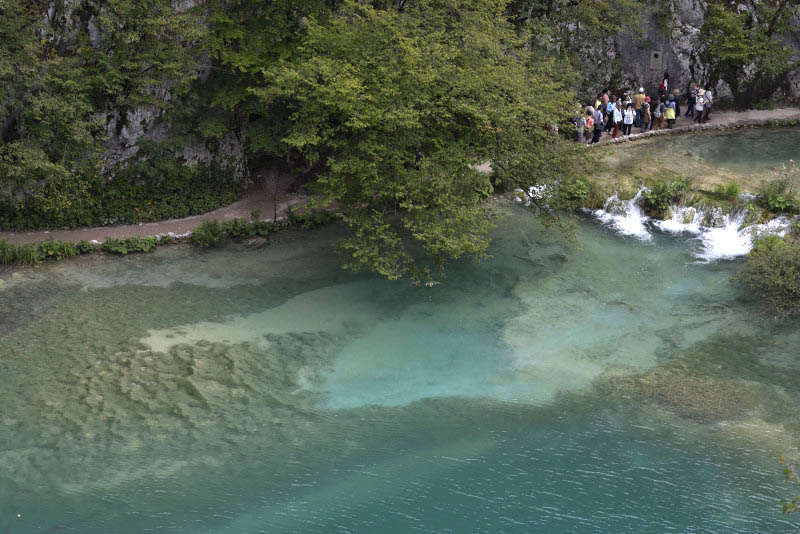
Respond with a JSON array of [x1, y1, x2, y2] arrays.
[[124, 236, 157, 253], [715, 181, 741, 200], [102, 238, 130, 254], [641, 179, 688, 217], [0, 240, 15, 264], [191, 220, 226, 247], [250, 210, 261, 222], [76, 240, 99, 254], [758, 163, 800, 214], [293, 210, 336, 230], [737, 234, 800, 319], [14, 244, 42, 266], [222, 218, 248, 239], [37, 240, 77, 261]]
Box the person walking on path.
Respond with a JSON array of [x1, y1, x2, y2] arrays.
[[652, 98, 664, 130], [641, 98, 652, 132], [622, 103, 635, 135], [672, 89, 681, 118], [633, 87, 646, 127], [665, 95, 677, 129], [611, 101, 623, 139], [685, 83, 697, 119], [591, 106, 604, 144], [694, 89, 706, 124], [702, 86, 714, 123], [605, 96, 616, 132], [574, 109, 586, 143], [659, 72, 669, 100]]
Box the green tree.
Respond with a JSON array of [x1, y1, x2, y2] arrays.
[[260, 0, 579, 281], [699, 1, 800, 109]]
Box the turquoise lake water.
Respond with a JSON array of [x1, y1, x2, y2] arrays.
[[2, 128, 800, 532]]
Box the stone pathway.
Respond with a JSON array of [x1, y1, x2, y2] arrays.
[[0, 188, 308, 245], [594, 107, 800, 146]]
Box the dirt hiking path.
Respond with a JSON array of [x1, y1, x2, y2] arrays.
[[2, 107, 798, 245]]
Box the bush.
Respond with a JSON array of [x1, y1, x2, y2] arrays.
[[0, 142, 241, 231], [76, 240, 99, 254], [737, 234, 800, 319], [293, 210, 336, 230], [715, 181, 741, 201], [222, 218, 248, 239], [14, 244, 42, 266], [191, 220, 226, 247], [37, 240, 77, 261], [641, 179, 688, 217], [758, 163, 800, 214], [0, 240, 15, 264]]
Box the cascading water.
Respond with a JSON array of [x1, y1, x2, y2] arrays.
[[592, 188, 652, 240], [592, 191, 793, 260]]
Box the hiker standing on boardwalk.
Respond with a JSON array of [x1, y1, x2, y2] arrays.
[[641, 97, 652, 132], [703, 86, 714, 123], [694, 89, 706, 124], [633, 88, 646, 128]]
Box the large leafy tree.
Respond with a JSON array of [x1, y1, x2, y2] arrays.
[[260, 0, 578, 281], [699, 0, 800, 109]]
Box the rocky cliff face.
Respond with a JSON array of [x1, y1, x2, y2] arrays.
[[611, 0, 800, 102]]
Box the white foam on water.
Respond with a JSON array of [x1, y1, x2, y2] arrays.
[[593, 188, 652, 241], [595, 193, 794, 261]]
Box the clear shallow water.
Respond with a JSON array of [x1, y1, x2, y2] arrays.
[[602, 127, 800, 190], [1, 202, 800, 533]]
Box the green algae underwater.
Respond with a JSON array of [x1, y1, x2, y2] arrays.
[[2, 130, 800, 533]]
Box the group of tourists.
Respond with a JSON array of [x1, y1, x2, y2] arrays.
[[573, 73, 715, 144]]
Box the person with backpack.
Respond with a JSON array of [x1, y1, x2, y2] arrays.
[[665, 95, 677, 128], [633, 87, 646, 127], [611, 100, 623, 139], [605, 96, 616, 132], [685, 83, 697, 119], [672, 89, 681, 118], [694, 89, 706, 124], [622, 103, 635, 135], [652, 98, 664, 130], [659, 72, 669, 99], [641, 97, 652, 132], [573, 109, 586, 143], [591, 106, 604, 144], [703, 86, 713, 123]]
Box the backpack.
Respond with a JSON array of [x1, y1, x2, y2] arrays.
[[665, 106, 676, 120]]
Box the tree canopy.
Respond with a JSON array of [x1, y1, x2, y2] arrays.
[[699, 0, 800, 109], [254, 0, 579, 280]]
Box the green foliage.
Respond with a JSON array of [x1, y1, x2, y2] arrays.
[[222, 218, 249, 238], [737, 234, 800, 319], [506, 0, 649, 93], [76, 240, 99, 254], [0, 146, 239, 230], [102, 238, 130, 255], [191, 220, 226, 248], [37, 240, 77, 261], [13, 244, 43, 266], [778, 453, 800, 515], [293, 210, 336, 231], [101, 236, 156, 255], [714, 181, 741, 201], [264, 0, 579, 280], [699, 1, 800, 109], [641, 179, 688, 217], [757, 162, 800, 214], [0, 240, 15, 264]]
